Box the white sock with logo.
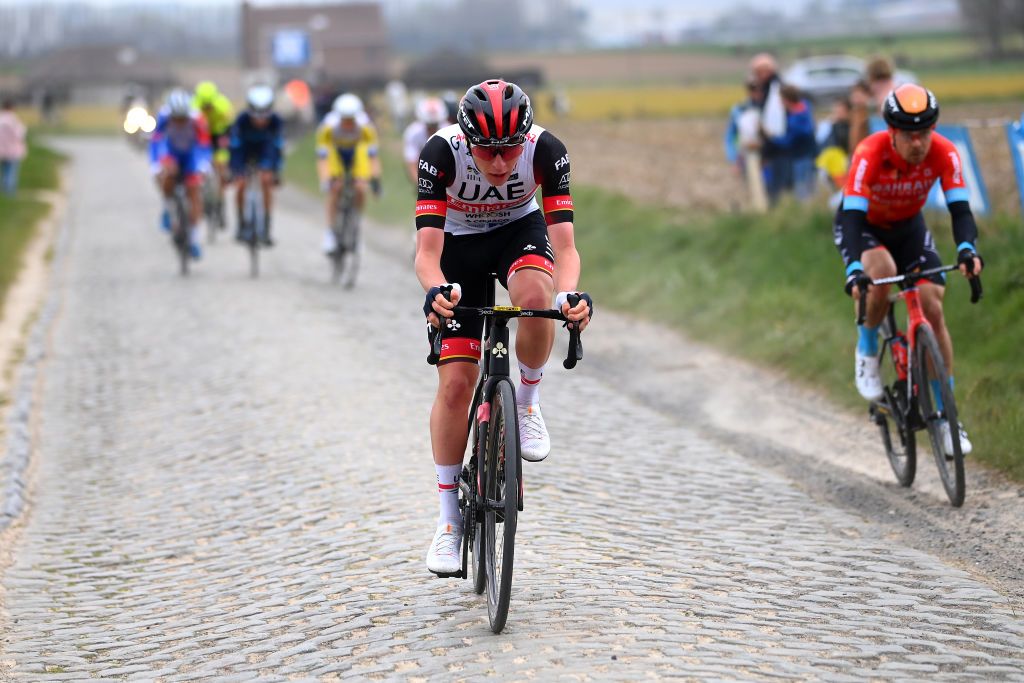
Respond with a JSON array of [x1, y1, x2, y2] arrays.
[[517, 363, 544, 406], [435, 463, 462, 527]]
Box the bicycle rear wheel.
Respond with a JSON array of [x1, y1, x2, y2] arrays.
[[874, 329, 916, 487], [914, 325, 964, 507], [482, 379, 519, 633]]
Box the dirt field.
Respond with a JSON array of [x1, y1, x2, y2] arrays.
[[491, 49, 749, 86], [547, 102, 1022, 216]]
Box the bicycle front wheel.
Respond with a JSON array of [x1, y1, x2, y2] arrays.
[[875, 332, 916, 487], [914, 325, 964, 507], [482, 379, 519, 633]]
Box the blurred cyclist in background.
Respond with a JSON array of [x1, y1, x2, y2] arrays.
[[229, 85, 284, 246], [403, 96, 449, 187], [315, 93, 381, 256], [149, 88, 211, 260], [193, 81, 234, 226]]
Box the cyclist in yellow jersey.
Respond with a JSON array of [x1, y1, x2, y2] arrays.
[[315, 93, 382, 255], [193, 82, 234, 221]]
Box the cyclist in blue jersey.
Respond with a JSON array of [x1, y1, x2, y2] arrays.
[[229, 85, 284, 246], [149, 89, 212, 259]]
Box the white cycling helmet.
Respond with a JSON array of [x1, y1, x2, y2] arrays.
[[247, 85, 275, 114], [332, 92, 363, 118], [166, 89, 192, 117], [416, 97, 448, 126]]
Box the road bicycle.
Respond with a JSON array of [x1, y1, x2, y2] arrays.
[[329, 173, 361, 288], [201, 168, 225, 243], [859, 264, 982, 507], [426, 278, 584, 633], [167, 177, 191, 277], [239, 163, 268, 278]]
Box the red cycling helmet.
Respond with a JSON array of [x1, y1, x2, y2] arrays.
[[883, 83, 939, 131], [457, 79, 533, 146]]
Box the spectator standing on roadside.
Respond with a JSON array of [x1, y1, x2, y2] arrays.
[[724, 78, 758, 177], [0, 99, 27, 196], [816, 96, 852, 192], [767, 85, 817, 201], [849, 56, 897, 152], [752, 54, 788, 205]]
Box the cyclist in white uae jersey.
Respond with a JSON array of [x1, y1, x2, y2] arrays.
[[416, 79, 593, 576]]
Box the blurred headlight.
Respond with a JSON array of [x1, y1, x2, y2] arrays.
[[141, 116, 156, 133]]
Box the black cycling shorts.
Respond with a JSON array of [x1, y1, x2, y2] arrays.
[[437, 210, 554, 364], [832, 211, 945, 286]]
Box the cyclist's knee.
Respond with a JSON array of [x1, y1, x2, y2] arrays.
[[437, 364, 476, 408], [863, 248, 896, 279], [509, 272, 553, 310]]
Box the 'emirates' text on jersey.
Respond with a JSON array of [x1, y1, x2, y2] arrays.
[[415, 123, 574, 235]]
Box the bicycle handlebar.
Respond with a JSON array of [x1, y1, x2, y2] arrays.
[[425, 287, 584, 369], [856, 264, 983, 326]]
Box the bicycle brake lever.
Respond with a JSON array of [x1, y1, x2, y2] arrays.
[[426, 324, 442, 365], [563, 294, 583, 369], [969, 275, 983, 304]]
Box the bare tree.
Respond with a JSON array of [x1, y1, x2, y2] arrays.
[[958, 0, 1024, 59]]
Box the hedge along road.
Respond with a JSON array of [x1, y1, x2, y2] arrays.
[[0, 137, 1023, 680]]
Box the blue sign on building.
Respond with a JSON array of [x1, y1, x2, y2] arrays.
[[272, 30, 309, 68], [868, 117, 990, 216], [1007, 120, 1024, 216]]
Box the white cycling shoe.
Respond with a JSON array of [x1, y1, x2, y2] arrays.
[[939, 420, 973, 457], [322, 229, 339, 255], [518, 404, 550, 462], [855, 351, 884, 402], [425, 521, 462, 576]]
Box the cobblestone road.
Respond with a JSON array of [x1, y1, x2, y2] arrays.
[[2, 139, 1024, 681]]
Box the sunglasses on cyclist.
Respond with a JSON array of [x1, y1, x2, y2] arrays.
[[470, 143, 524, 161]]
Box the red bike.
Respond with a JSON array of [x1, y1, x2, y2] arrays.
[[858, 264, 982, 507]]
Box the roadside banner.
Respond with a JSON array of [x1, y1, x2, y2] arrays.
[[1007, 120, 1024, 216], [869, 117, 990, 215]]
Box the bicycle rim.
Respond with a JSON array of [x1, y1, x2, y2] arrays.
[[875, 339, 916, 486], [914, 326, 964, 506], [483, 380, 518, 633]]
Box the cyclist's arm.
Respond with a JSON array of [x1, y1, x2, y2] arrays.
[[534, 130, 581, 296], [315, 122, 335, 184], [836, 142, 876, 279], [227, 117, 245, 176], [148, 115, 167, 168], [269, 114, 285, 173], [414, 136, 455, 289], [364, 125, 382, 180], [935, 137, 980, 263]]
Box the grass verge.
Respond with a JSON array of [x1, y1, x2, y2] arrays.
[[0, 137, 64, 316], [570, 188, 1024, 481]]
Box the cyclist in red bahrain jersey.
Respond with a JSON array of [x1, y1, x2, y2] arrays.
[[415, 79, 593, 576], [835, 83, 983, 456]]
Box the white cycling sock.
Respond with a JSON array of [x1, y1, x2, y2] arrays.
[[189, 224, 200, 245], [435, 463, 462, 526], [517, 363, 544, 406]]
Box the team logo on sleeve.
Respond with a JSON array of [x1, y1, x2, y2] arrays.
[[557, 172, 570, 190]]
